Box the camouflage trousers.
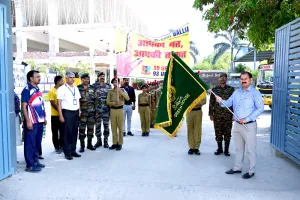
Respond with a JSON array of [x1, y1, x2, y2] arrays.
[[79, 111, 95, 140], [95, 105, 110, 139], [213, 116, 233, 142]]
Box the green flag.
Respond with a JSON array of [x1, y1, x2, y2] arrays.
[[154, 52, 209, 137]]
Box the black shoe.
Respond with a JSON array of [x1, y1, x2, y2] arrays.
[[109, 144, 117, 150], [71, 152, 81, 158], [94, 138, 102, 148], [224, 141, 230, 156], [87, 139, 96, 151], [145, 132, 149, 136], [39, 156, 44, 160], [123, 132, 126, 137], [127, 132, 134, 136], [116, 145, 122, 151], [225, 169, 242, 174], [55, 148, 62, 154], [194, 149, 201, 155], [188, 149, 194, 155], [242, 172, 255, 179], [65, 155, 73, 160], [142, 132, 146, 137], [79, 140, 85, 153], [36, 162, 45, 168], [103, 138, 109, 148], [25, 166, 41, 173], [214, 142, 223, 155]]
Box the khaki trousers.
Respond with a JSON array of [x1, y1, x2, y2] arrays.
[[186, 110, 202, 149], [232, 122, 257, 174], [150, 108, 156, 125], [110, 109, 124, 145], [139, 106, 150, 132]]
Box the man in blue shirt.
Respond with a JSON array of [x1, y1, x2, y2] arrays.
[[216, 71, 264, 179], [21, 70, 47, 173]]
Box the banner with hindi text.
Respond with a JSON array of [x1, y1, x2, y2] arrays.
[[115, 24, 190, 79]]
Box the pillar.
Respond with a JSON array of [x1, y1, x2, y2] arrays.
[[48, 0, 59, 58]]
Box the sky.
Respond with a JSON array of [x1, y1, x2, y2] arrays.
[[125, 0, 216, 61]]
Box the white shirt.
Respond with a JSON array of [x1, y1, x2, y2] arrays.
[[57, 84, 81, 111]]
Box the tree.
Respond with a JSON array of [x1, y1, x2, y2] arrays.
[[234, 63, 250, 73], [50, 63, 69, 77], [193, 52, 231, 70], [212, 31, 246, 69], [169, 29, 200, 64], [76, 61, 93, 76], [193, 0, 300, 50]]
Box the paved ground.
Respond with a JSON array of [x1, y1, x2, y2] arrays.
[[0, 102, 299, 200]]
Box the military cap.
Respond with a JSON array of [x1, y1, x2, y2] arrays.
[[141, 85, 148, 89], [111, 76, 120, 84], [81, 73, 90, 79], [220, 73, 228, 77], [98, 72, 105, 77]]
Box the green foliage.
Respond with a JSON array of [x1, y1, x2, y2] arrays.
[[193, 0, 300, 50], [251, 69, 258, 81], [193, 52, 231, 70], [26, 60, 48, 77], [76, 62, 93, 76], [42, 94, 49, 102], [132, 78, 145, 89], [234, 63, 251, 73], [50, 63, 69, 77]]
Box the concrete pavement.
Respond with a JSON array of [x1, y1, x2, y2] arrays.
[[0, 103, 299, 200]]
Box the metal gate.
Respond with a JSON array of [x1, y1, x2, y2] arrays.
[[0, 3, 14, 180], [271, 18, 300, 164]]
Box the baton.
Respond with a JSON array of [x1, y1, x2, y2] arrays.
[[209, 89, 250, 131]]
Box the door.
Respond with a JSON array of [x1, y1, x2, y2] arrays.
[[0, 3, 14, 180]]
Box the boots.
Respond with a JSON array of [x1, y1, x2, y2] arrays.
[[214, 142, 223, 155], [224, 141, 230, 156], [79, 140, 85, 153], [87, 139, 96, 150], [94, 137, 102, 148], [103, 138, 109, 148]]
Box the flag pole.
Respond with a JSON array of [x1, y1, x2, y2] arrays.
[[209, 89, 250, 131]]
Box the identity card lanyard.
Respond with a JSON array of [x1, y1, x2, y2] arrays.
[[65, 84, 77, 105]]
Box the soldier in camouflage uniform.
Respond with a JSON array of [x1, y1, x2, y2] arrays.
[[209, 73, 235, 156], [93, 72, 112, 148], [78, 73, 96, 152]]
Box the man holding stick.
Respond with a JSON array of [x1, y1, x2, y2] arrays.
[[214, 71, 264, 179]]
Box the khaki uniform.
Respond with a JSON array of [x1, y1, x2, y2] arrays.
[[138, 93, 151, 133], [187, 97, 207, 149], [150, 90, 156, 126], [106, 88, 129, 145]]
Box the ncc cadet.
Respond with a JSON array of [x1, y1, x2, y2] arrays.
[[138, 85, 151, 136], [209, 73, 235, 156], [106, 77, 129, 151], [93, 72, 112, 148], [78, 73, 96, 152], [186, 95, 207, 155], [149, 83, 157, 128]]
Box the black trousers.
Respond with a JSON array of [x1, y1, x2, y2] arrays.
[[51, 116, 62, 149], [61, 109, 79, 156]]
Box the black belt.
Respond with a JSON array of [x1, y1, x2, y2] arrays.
[[192, 107, 202, 111], [125, 102, 132, 105], [62, 109, 79, 112], [139, 104, 149, 107], [111, 106, 123, 109], [236, 120, 256, 124]]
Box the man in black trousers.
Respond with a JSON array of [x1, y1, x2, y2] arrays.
[[57, 72, 82, 160]]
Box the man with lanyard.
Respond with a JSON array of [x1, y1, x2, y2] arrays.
[[78, 73, 96, 152], [215, 71, 264, 179], [121, 78, 136, 136], [21, 70, 46, 173], [57, 72, 82, 160], [48, 75, 64, 154], [93, 72, 112, 148]]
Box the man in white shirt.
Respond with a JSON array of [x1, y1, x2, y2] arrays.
[[57, 72, 82, 160]]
